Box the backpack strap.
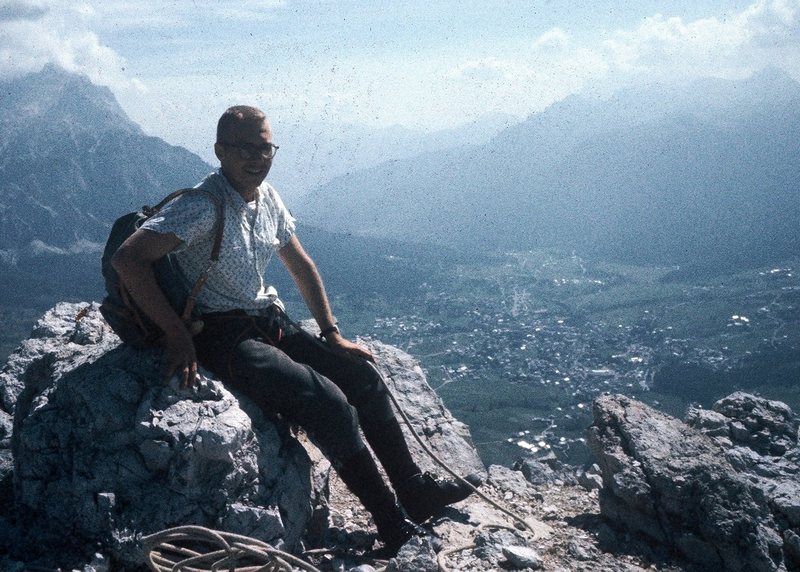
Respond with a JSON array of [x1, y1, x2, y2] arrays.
[[142, 187, 226, 326]]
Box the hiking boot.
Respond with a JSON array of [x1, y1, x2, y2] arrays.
[[336, 448, 432, 556], [396, 471, 483, 524], [372, 503, 429, 556]]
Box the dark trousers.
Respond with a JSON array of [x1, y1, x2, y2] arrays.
[[193, 307, 396, 465]]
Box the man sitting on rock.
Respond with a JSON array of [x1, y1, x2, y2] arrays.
[[112, 105, 479, 554]]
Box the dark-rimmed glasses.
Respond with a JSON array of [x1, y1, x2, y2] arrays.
[[220, 142, 279, 160]]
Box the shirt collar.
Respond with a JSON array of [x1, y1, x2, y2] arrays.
[[215, 168, 263, 205]]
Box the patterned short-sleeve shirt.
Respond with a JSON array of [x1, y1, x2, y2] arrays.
[[140, 170, 296, 313]]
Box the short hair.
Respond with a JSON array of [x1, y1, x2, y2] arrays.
[[216, 105, 267, 143]]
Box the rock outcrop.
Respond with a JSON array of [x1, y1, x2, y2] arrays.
[[0, 302, 484, 570], [588, 392, 800, 572], [367, 340, 486, 478], [4, 303, 325, 568]]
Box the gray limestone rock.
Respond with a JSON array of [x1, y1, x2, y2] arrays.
[[589, 393, 799, 572], [577, 464, 604, 491], [2, 304, 486, 571], [516, 457, 556, 485], [698, 392, 799, 457], [386, 535, 438, 572], [363, 340, 486, 479], [0, 409, 12, 483], [514, 451, 578, 487], [502, 545, 543, 569], [487, 463, 532, 498], [473, 527, 529, 567], [6, 303, 323, 568]]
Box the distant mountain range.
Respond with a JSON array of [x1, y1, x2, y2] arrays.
[[0, 65, 463, 311], [297, 67, 800, 268], [269, 112, 520, 202], [2, 64, 798, 314]]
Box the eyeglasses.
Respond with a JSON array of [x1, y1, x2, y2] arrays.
[[221, 142, 279, 160]]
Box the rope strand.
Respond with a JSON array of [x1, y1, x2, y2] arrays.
[[365, 360, 543, 537]]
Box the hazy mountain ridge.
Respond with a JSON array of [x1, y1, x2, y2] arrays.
[[270, 111, 519, 201], [0, 65, 211, 256], [0, 65, 472, 318], [297, 68, 800, 268]]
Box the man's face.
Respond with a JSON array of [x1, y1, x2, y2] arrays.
[[214, 118, 274, 196]]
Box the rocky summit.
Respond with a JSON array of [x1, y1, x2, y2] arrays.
[[2, 303, 326, 568], [1, 303, 799, 571], [0, 303, 485, 570]]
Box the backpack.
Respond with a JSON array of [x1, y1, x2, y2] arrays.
[[99, 188, 225, 348]]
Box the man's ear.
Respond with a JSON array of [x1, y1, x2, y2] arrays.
[[214, 142, 225, 161]]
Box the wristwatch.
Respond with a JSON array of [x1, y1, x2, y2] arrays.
[[319, 324, 340, 338]]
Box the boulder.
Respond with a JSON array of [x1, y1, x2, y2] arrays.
[[1, 303, 485, 570], [687, 392, 800, 568], [693, 391, 799, 457], [588, 393, 799, 572], [367, 340, 486, 478], [6, 303, 324, 568]]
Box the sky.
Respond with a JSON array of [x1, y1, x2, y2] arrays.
[[1, 0, 799, 162]]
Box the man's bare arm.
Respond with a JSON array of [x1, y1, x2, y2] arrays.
[[111, 229, 200, 387], [278, 235, 373, 361]]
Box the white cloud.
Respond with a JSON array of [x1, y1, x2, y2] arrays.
[[533, 27, 571, 52], [3, 0, 798, 150], [437, 0, 800, 127], [447, 57, 523, 83], [0, 0, 144, 93], [74, 0, 286, 30], [600, 0, 800, 80]]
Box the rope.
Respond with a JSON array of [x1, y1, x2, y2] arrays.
[[365, 360, 544, 538], [141, 525, 322, 572]]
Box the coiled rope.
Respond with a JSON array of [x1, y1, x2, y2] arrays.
[[142, 525, 322, 572]]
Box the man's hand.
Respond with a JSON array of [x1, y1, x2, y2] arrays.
[[162, 327, 199, 389], [324, 333, 374, 363]]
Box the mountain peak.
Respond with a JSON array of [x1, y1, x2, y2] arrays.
[[740, 65, 800, 101], [0, 65, 210, 252], [0, 64, 132, 131]]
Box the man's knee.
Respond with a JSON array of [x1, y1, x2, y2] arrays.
[[296, 369, 364, 460]]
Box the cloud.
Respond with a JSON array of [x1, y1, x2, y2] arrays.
[[447, 57, 522, 83], [0, 0, 143, 93], [438, 0, 800, 127], [740, 0, 800, 46], [533, 27, 571, 52], [68, 0, 286, 30], [600, 0, 800, 80], [0, 0, 47, 22]]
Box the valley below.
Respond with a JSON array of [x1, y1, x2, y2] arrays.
[[3, 247, 798, 471], [317, 249, 800, 468]]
